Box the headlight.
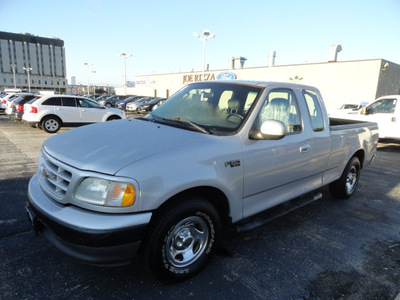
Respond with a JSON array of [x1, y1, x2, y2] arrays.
[[75, 178, 135, 207]]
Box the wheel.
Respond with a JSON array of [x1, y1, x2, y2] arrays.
[[105, 103, 112, 108], [329, 157, 361, 199], [106, 115, 120, 121], [142, 197, 221, 282], [41, 116, 61, 133]]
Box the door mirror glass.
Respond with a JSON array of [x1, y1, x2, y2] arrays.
[[250, 120, 286, 140]]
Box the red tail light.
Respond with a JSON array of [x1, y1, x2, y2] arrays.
[[2, 99, 5, 104], [30, 106, 38, 113], [16, 104, 24, 111]]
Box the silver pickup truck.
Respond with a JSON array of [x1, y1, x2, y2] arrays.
[[26, 81, 379, 281]]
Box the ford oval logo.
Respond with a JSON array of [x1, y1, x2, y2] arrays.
[[217, 72, 236, 80]]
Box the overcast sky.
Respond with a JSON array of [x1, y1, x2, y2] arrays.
[[2, 0, 400, 86]]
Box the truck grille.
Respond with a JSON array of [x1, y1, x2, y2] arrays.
[[39, 150, 72, 199]]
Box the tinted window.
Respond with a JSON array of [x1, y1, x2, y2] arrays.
[[42, 97, 62, 106], [367, 98, 396, 114], [62, 97, 77, 107], [78, 98, 100, 108]]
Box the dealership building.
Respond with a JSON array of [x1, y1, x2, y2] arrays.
[[126, 48, 400, 112], [0, 31, 67, 92]]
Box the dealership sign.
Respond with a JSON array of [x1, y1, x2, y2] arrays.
[[216, 72, 237, 80], [182, 72, 237, 84]]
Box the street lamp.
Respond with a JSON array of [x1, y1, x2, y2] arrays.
[[10, 64, 17, 89], [118, 52, 132, 96], [83, 62, 92, 95], [92, 70, 97, 94], [23, 67, 32, 92], [193, 29, 215, 81]]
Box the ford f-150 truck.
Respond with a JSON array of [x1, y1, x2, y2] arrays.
[[26, 81, 379, 282]]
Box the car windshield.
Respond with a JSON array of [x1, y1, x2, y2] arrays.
[[151, 82, 262, 134]]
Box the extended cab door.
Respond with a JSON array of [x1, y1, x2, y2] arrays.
[[241, 87, 330, 218]]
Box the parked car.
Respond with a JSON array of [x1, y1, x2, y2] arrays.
[[94, 94, 109, 102], [116, 96, 143, 110], [26, 81, 378, 281], [125, 97, 154, 112], [1, 92, 34, 110], [5, 94, 39, 121], [137, 97, 167, 113], [22, 95, 126, 133], [99, 95, 130, 108]]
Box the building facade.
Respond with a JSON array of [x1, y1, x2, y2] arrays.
[[0, 31, 67, 92], [126, 58, 400, 112]]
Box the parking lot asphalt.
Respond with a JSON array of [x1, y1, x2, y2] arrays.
[[1, 112, 400, 299]]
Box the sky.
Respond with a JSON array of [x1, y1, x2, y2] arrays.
[[1, 0, 400, 87]]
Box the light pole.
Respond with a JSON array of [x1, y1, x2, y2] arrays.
[[118, 52, 132, 95], [83, 62, 92, 95], [23, 67, 32, 92], [193, 29, 215, 81], [10, 64, 17, 89], [92, 70, 96, 94]]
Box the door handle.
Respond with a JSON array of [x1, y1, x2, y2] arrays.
[[300, 144, 310, 154]]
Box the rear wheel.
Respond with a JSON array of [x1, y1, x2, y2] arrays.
[[142, 196, 221, 282], [105, 103, 112, 108], [41, 116, 61, 133], [329, 157, 361, 199]]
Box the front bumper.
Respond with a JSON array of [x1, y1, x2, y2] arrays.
[[27, 174, 152, 266]]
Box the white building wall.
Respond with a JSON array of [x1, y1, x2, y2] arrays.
[[132, 59, 390, 112]]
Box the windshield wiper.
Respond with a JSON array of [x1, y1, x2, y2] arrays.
[[162, 117, 210, 134]]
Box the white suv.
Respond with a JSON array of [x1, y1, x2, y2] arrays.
[[22, 95, 126, 133]]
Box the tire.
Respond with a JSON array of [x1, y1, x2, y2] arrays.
[[105, 103, 112, 108], [41, 116, 61, 133], [142, 197, 221, 282], [329, 157, 361, 199]]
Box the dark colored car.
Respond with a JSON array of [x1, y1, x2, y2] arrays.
[[99, 95, 130, 108], [137, 97, 167, 113], [6, 95, 39, 121], [116, 96, 144, 110]]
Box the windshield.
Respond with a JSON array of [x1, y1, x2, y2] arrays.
[[151, 82, 262, 134]]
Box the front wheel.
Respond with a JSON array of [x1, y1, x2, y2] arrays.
[[142, 197, 221, 282], [329, 157, 361, 199]]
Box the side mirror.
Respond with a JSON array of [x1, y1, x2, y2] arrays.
[[249, 120, 286, 140]]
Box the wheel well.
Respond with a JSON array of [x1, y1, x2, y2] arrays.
[[352, 149, 365, 168], [151, 186, 232, 229], [107, 115, 121, 121], [40, 114, 62, 125]]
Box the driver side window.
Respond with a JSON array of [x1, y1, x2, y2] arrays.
[[259, 89, 302, 134]]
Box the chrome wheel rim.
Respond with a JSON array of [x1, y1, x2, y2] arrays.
[[346, 165, 358, 193], [165, 216, 209, 268], [44, 119, 58, 132]]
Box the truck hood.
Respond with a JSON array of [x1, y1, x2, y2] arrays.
[[43, 119, 203, 175]]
